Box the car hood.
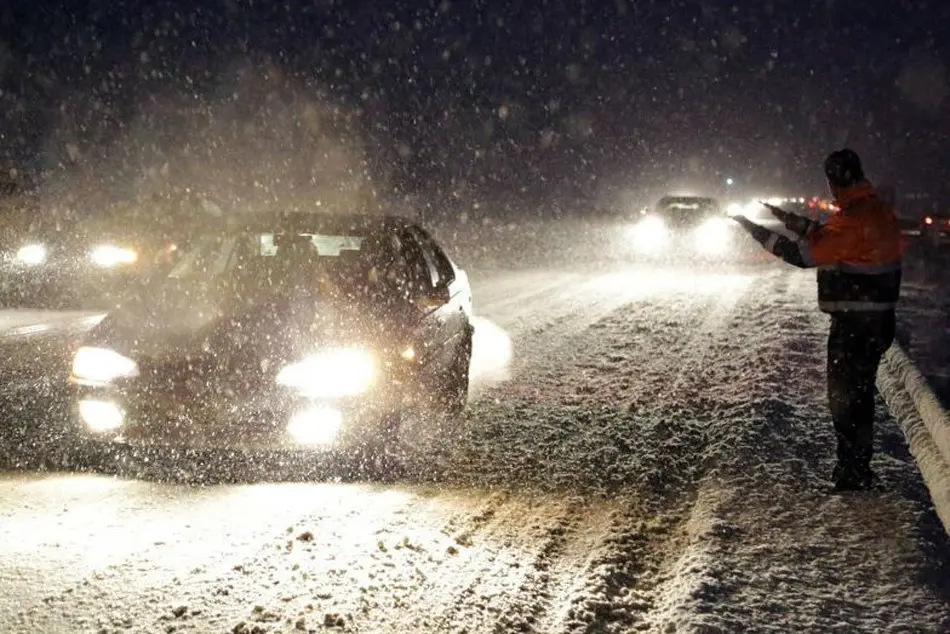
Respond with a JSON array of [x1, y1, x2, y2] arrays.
[[86, 281, 412, 368], [654, 210, 723, 229]]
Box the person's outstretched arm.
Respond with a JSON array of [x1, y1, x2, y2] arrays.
[[733, 215, 815, 268]]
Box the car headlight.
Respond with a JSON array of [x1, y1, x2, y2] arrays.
[[287, 406, 343, 446], [90, 245, 138, 268], [71, 347, 139, 384], [16, 244, 47, 265], [694, 218, 732, 254], [631, 215, 668, 252], [276, 347, 377, 398], [78, 399, 125, 432]]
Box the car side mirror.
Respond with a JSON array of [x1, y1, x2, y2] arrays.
[[432, 282, 451, 302], [415, 282, 450, 309]]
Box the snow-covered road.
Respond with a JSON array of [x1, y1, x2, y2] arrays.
[[0, 248, 948, 632]]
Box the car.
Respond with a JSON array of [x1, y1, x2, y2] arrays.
[[67, 212, 474, 458], [0, 214, 185, 309], [922, 213, 950, 247], [628, 195, 738, 258]]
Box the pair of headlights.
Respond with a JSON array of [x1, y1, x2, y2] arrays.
[[632, 215, 732, 254], [15, 244, 138, 268], [70, 346, 379, 398]]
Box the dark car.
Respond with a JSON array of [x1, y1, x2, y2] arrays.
[[629, 195, 739, 258], [922, 213, 950, 247], [68, 212, 474, 457]]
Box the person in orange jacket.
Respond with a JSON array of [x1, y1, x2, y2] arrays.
[[732, 149, 903, 491]]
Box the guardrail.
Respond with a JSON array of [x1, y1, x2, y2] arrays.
[[878, 344, 950, 534]]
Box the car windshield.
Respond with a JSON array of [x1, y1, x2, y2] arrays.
[[167, 229, 372, 292], [655, 197, 722, 215]]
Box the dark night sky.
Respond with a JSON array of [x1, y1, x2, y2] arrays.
[[0, 0, 948, 215]]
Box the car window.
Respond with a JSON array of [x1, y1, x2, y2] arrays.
[[407, 227, 454, 288], [258, 233, 364, 257], [167, 236, 238, 279], [656, 197, 721, 214], [166, 231, 370, 291], [389, 232, 433, 292]]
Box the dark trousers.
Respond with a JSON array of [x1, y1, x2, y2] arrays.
[[827, 311, 896, 476]]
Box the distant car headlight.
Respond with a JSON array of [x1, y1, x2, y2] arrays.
[[71, 347, 139, 384], [16, 244, 47, 265], [276, 348, 377, 398], [90, 245, 138, 268], [694, 218, 732, 255], [78, 399, 125, 432], [631, 215, 668, 252], [287, 406, 343, 446]]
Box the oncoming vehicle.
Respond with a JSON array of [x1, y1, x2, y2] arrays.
[[629, 195, 736, 258], [922, 213, 950, 247], [68, 212, 474, 458], [0, 215, 184, 309]]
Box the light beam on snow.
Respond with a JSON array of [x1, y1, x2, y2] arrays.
[[470, 316, 512, 386], [594, 268, 754, 299]]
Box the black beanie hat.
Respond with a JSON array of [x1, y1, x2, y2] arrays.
[[824, 148, 866, 188]]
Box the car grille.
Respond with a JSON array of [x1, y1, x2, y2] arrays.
[[128, 355, 278, 427]]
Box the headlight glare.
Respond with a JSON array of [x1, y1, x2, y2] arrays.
[[632, 215, 668, 252], [16, 244, 47, 265], [287, 407, 343, 446], [694, 218, 732, 254], [91, 245, 138, 268], [276, 348, 376, 398], [79, 399, 125, 432], [71, 347, 139, 384]]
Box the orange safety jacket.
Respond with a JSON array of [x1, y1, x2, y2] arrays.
[[807, 181, 903, 313], [748, 181, 903, 313]]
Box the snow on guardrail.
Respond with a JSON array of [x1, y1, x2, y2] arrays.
[[878, 343, 950, 536]]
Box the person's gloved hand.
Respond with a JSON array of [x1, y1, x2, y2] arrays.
[[729, 214, 754, 230], [763, 203, 812, 236]]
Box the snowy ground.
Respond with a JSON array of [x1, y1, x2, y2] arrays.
[[0, 219, 948, 633]]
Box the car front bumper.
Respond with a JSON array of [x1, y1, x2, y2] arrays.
[[70, 382, 406, 452]]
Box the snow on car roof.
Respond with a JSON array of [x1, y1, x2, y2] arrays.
[[227, 212, 416, 235]]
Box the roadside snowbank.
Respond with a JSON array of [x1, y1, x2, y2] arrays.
[[877, 257, 950, 538], [878, 351, 950, 537], [882, 346, 950, 472]]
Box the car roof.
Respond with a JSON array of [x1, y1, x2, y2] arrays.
[[225, 212, 418, 235], [657, 196, 719, 204]]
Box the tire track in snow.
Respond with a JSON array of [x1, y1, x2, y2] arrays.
[[9, 484, 435, 633], [426, 495, 586, 634], [471, 269, 587, 318], [475, 269, 634, 348], [440, 266, 800, 631], [220, 488, 527, 634], [406, 266, 771, 495], [496, 497, 690, 634], [479, 268, 737, 400], [488, 267, 757, 406], [634, 268, 950, 633]]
